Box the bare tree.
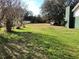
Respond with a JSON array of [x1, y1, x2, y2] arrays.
[[0, 0, 26, 32], [41, 0, 65, 25], [65, 0, 79, 6], [13, 6, 26, 29]]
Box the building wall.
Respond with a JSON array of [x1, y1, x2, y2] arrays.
[[75, 16, 79, 28], [74, 7, 79, 17], [65, 6, 74, 28], [73, 7, 79, 28], [65, 6, 70, 28]]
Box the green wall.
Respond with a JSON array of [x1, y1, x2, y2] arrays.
[[75, 16, 79, 28]]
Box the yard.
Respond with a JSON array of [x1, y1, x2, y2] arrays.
[[0, 24, 79, 59]]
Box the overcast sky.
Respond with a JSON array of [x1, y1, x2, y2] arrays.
[[22, 0, 44, 16]]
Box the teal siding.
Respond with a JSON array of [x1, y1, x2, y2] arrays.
[[75, 17, 79, 28]]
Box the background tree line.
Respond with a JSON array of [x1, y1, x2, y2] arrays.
[[23, 12, 46, 23]]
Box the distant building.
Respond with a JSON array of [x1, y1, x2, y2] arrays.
[[65, 3, 79, 28], [23, 21, 31, 24]]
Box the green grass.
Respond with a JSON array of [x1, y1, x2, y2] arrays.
[[0, 24, 79, 59]]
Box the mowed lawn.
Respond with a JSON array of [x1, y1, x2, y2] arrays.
[[0, 24, 79, 59]]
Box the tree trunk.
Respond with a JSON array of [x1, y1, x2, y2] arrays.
[[6, 19, 12, 32]]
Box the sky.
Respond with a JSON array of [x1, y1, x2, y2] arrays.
[[22, 0, 44, 16]]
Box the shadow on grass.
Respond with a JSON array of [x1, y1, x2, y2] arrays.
[[8, 31, 78, 59], [0, 35, 9, 44], [13, 32, 78, 59]]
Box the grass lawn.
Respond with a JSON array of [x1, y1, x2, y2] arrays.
[[0, 24, 79, 59]]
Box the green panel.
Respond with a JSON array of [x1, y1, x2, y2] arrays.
[[65, 6, 70, 28], [75, 17, 79, 28]]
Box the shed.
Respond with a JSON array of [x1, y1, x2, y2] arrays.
[[65, 3, 79, 29], [72, 3, 79, 28]]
